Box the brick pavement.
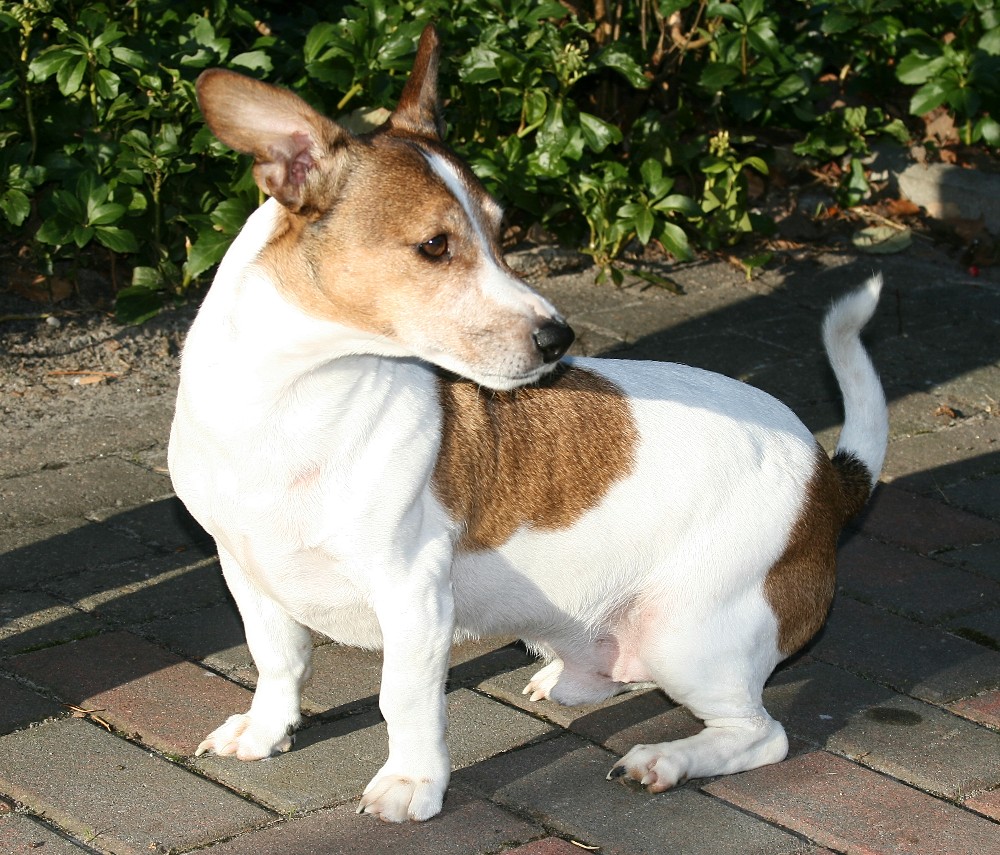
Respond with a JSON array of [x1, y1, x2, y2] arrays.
[[2, 247, 999, 853]]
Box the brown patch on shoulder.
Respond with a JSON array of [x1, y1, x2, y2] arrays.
[[765, 449, 873, 657], [433, 364, 638, 551]]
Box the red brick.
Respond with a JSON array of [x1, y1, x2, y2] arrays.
[[704, 751, 999, 855], [949, 688, 1000, 730], [9, 630, 252, 756], [855, 485, 1000, 554], [965, 787, 1000, 822], [200, 789, 540, 853]]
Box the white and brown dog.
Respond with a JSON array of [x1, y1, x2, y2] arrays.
[[169, 26, 888, 823]]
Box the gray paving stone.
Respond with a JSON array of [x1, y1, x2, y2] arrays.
[[0, 717, 272, 854], [0, 813, 92, 853], [0, 457, 171, 529], [949, 607, 1000, 650], [938, 540, 1000, 584], [199, 788, 542, 854], [0, 590, 104, 658], [0, 519, 152, 590], [0, 676, 62, 734], [50, 554, 230, 624], [455, 735, 808, 855], [826, 694, 1000, 800], [0, 397, 173, 478], [811, 596, 1000, 703], [86, 494, 214, 554], [196, 688, 554, 813]]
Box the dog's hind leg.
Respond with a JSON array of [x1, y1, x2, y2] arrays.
[[195, 546, 312, 761], [607, 597, 788, 790]]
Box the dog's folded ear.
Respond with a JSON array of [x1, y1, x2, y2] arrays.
[[385, 24, 445, 141], [196, 69, 349, 213]]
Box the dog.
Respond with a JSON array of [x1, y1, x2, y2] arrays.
[[169, 25, 888, 823]]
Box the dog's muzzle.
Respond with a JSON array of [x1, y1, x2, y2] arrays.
[[533, 320, 575, 364]]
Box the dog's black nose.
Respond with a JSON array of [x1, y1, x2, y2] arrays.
[[533, 320, 575, 364]]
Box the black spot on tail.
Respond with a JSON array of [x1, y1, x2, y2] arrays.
[[832, 450, 873, 522]]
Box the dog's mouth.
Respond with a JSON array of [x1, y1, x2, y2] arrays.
[[434, 358, 565, 393]]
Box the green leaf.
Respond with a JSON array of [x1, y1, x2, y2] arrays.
[[659, 221, 694, 261], [116, 285, 164, 324], [592, 46, 648, 89], [654, 194, 700, 217], [88, 202, 126, 226], [578, 112, 622, 153], [634, 206, 655, 244], [230, 51, 273, 73], [56, 55, 87, 96], [185, 229, 233, 281], [95, 226, 138, 253], [0, 188, 30, 226], [909, 80, 950, 116], [700, 62, 741, 91], [29, 48, 78, 81], [708, 3, 747, 26], [980, 27, 1000, 56], [95, 68, 120, 100]]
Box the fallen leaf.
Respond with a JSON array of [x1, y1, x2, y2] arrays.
[[9, 269, 74, 303], [852, 225, 912, 254], [883, 197, 922, 218], [934, 404, 961, 419]]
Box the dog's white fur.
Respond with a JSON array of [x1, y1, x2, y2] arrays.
[[169, 27, 888, 823]]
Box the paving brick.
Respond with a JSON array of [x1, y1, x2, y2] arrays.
[[938, 540, 1000, 584], [706, 750, 1000, 855], [456, 735, 808, 855], [949, 606, 1000, 650], [196, 688, 554, 813], [86, 494, 214, 553], [851, 483, 1000, 554], [0, 590, 104, 658], [502, 839, 586, 855], [0, 676, 62, 734], [0, 814, 91, 853], [824, 694, 1000, 799], [0, 717, 272, 854], [9, 630, 253, 757], [50, 554, 230, 624], [137, 601, 254, 680], [0, 518, 152, 590], [964, 787, 1000, 822], [200, 788, 541, 854], [836, 535, 1000, 622], [811, 596, 1000, 703], [881, 416, 1000, 493], [0, 457, 171, 529], [948, 688, 1000, 730], [764, 660, 898, 745]]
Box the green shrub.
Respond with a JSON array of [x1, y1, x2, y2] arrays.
[[0, 0, 996, 321]]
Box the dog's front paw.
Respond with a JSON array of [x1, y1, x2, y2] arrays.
[[357, 773, 446, 822], [194, 713, 293, 761], [522, 659, 564, 702]]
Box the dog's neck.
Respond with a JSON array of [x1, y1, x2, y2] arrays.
[[178, 200, 437, 442]]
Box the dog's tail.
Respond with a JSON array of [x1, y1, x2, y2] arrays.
[[821, 274, 889, 517]]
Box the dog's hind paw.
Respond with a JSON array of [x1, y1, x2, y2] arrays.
[[194, 713, 293, 761], [357, 773, 445, 822]]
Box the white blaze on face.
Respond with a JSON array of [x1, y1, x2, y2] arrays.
[[421, 150, 564, 321]]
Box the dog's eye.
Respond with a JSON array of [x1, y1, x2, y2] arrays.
[[418, 234, 449, 260]]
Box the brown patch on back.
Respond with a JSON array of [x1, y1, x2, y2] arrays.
[[765, 449, 873, 656], [433, 365, 638, 551]]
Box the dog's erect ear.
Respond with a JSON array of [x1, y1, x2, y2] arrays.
[[196, 69, 349, 212], [387, 25, 445, 140]]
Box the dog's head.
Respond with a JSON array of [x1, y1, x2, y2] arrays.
[[196, 25, 574, 390]]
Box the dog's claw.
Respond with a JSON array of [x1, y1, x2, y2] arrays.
[[607, 765, 627, 780]]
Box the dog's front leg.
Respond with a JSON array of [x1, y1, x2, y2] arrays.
[[196, 546, 311, 760], [357, 554, 454, 823]]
